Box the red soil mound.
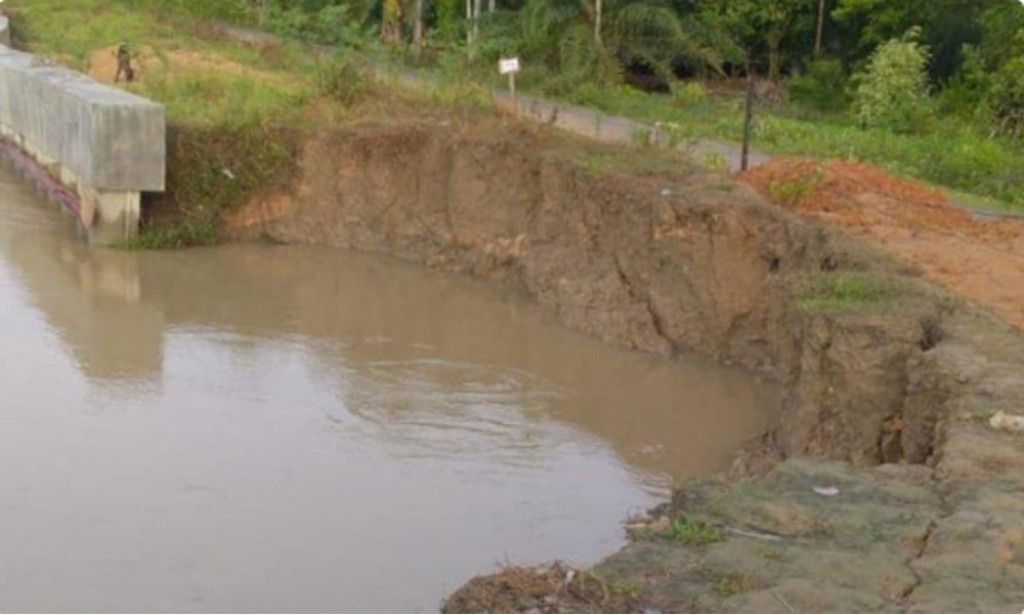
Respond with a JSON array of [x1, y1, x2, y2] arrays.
[[739, 158, 1024, 328]]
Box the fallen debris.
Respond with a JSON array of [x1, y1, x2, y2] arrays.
[[989, 411, 1024, 434]]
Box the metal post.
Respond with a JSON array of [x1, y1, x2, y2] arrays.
[[510, 72, 517, 118], [741, 66, 755, 172]]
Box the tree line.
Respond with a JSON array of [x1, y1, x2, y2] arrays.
[[162, 0, 1024, 138]]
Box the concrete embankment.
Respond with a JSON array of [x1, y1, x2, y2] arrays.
[[0, 18, 164, 243]]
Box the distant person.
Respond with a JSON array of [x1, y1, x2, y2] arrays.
[[115, 42, 134, 83]]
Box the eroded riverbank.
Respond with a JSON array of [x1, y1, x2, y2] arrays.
[[0, 159, 784, 612], [210, 117, 1024, 612]]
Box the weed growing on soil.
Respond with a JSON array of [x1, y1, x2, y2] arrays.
[[116, 218, 219, 250], [714, 575, 741, 598], [769, 168, 824, 206], [129, 124, 298, 249], [314, 56, 369, 106], [612, 581, 644, 601], [632, 126, 654, 148], [701, 151, 729, 172], [664, 517, 725, 546], [800, 273, 890, 313]]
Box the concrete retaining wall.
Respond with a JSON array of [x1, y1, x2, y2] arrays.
[[0, 18, 165, 243]]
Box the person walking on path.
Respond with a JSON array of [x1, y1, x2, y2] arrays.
[[115, 42, 134, 83]]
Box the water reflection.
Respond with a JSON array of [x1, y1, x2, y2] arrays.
[[0, 159, 779, 612]]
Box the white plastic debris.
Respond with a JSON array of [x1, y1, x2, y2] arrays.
[[989, 411, 1024, 434], [813, 486, 841, 497], [222, 168, 236, 180]]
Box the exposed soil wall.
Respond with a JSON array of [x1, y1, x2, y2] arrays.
[[152, 115, 1024, 611], [218, 118, 950, 468]]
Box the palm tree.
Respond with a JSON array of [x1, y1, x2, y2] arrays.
[[510, 0, 722, 85]]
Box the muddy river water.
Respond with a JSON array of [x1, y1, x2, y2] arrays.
[[0, 160, 780, 612]]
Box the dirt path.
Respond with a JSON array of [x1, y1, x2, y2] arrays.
[[740, 158, 1024, 330]]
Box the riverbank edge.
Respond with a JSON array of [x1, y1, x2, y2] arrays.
[[220, 120, 1024, 612]]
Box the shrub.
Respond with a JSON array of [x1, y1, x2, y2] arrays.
[[315, 56, 369, 106], [664, 517, 725, 546], [789, 58, 848, 112], [989, 53, 1024, 138], [853, 28, 933, 133], [669, 81, 709, 108]]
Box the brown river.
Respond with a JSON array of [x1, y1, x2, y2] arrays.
[[0, 160, 780, 612]]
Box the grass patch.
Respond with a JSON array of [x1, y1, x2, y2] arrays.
[[8, 0, 329, 127], [127, 123, 298, 249], [799, 273, 891, 313], [664, 517, 725, 546], [769, 168, 824, 206], [714, 575, 742, 598], [115, 219, 219, 250]]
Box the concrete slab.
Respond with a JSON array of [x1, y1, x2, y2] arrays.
[[0, 45, 165, 192]]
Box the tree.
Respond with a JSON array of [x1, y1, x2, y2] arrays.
[[834, 0, 1004, 80], [381, 0, 403, 44], [711, 0, 811, 81], [815, 0, 826, 56], [853, 28, 932, 132], [508, 0, 722, 86], [413, 0, 425, 48]]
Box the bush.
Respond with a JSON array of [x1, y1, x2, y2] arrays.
[[135, 123, 298, 248], [789, 58, 848, 112], [315, 56, 369, 106], [265, 3, 365, 47], [989, 54, 1024, 137], [669, 81, 709, 108], [853, 28, 933, 133]]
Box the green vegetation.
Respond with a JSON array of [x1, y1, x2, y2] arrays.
[[10, 0, 401, 247], [852, 28, 932, 133], [714, 575, 742, 598], [799, 273, 891, 313], [664, 516, 725, 546], [94, 0, 1024, 212], [769, 168, 824, 206]]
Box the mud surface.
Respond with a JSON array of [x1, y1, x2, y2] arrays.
[[0, 157, 786, 612]]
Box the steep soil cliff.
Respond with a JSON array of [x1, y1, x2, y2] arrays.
[[221, 118, 951, 468], [188, 116, 1023, 612]]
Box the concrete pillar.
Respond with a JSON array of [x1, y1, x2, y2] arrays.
[[79, 185, 141, 244]]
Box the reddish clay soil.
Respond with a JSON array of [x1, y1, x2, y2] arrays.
[[740, 158, 1024, 329]]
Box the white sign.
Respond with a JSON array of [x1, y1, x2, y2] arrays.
[[499, 58, 520, 75]]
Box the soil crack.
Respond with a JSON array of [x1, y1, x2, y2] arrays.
[[899, 479, 953, 609]]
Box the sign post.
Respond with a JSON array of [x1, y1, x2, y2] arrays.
[[742, 64, 755, 172], [499, 57, 520, 118]]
